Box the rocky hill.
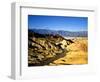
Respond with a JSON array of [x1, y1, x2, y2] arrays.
[[28, 30, 74, 66]]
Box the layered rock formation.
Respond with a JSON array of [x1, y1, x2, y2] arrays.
[[28, 30, 73, 66]]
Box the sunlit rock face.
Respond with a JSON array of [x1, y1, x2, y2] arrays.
[[28, 30, 88, 66], [28, 30, 73, 66]]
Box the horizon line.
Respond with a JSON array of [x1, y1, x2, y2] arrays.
[[28, 28, 88, 32]]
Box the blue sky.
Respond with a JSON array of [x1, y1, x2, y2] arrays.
[[28, 15, 88, 32]]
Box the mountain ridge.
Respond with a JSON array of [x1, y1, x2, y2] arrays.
[[29, 28, 87, 37]]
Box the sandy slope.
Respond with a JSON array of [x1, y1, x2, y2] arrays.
[[50, 38, 88, 65]]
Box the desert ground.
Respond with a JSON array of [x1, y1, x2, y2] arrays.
[[28, 31, 88, 66], [50, 37, 88, 65]]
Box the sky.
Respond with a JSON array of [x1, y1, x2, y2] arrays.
[[28, 15, 88, 32]]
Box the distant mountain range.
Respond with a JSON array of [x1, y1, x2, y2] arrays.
[[29, 29, 88, 37]]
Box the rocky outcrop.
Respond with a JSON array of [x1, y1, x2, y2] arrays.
[[28, 30, 74, 66]]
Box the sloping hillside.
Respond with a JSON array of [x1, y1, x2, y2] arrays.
[[51, 38, 88, 65], [28, 30, 74, 66]]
